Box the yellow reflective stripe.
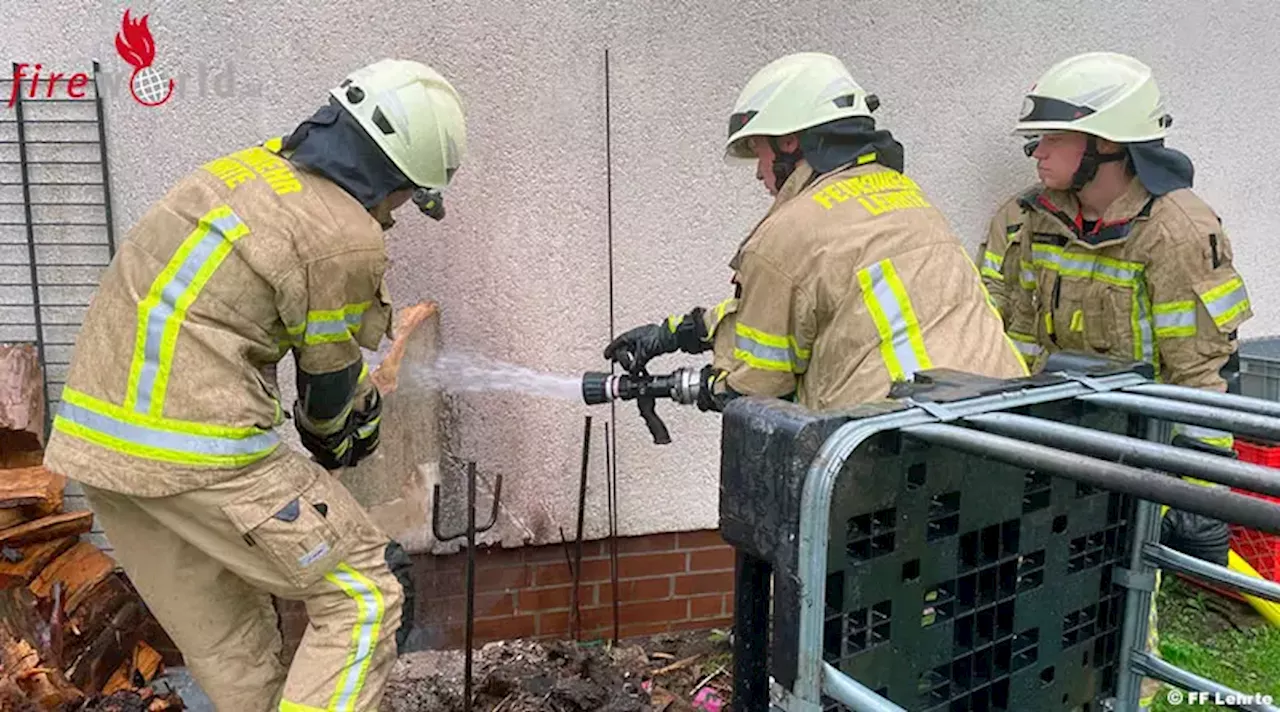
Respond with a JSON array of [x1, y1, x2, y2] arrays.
[[124, 206, 249, 416], [62, 387, 268, 438], [1007, 330, 1043, 363], [1198, 275, 1250, 328], [1153, 300, 1196, 338], [857, 259, 933, 382], [860, 268, 903, 381], [733, 322, 810, 373], [1019, 260, 1037, 289], [1175, 423, 1234, 449], [706, 298, 735, 339], [1031, 244, 1143, 287], [665, 314, 680, 332], [52, 416, 276, 468], [856, 152, 877, 165], [263, 135, 285, 153], [1069, 309, 1085, 332], [279, 701, 327, 712], [286, 302, 374, 346], [325, 563, 386, 712], [54, 387, 279, 467], [980, 250, 1004, 281], [963, 255, 1029, 377], [1132, 280, 1156, 368]]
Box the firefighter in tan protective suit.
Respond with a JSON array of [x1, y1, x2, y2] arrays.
[[976, 187, 1035, 326], [41, 59, 467, 712], [604, 52, 1027, 412], [1002, 51, 1253, 710]]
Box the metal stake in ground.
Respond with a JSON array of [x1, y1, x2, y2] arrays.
[[571, 415, 592, 639], [432, 461, 503, 712], [605, 421, 620, 644]]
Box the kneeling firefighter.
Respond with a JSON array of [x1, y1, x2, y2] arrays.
[[599, 52, 1027, 426], [1002, 51, 1254, 710], [41, 59, 466, 711]]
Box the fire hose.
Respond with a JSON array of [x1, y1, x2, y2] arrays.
[[580, 367, 704, 445]]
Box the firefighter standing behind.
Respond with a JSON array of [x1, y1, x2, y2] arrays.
[[1001, 51, 1253, 710], [604, 52, 1028, 410], [41, 59, 467, 712]]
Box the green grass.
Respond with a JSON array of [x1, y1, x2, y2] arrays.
[[1149, 576, 1280, 711]]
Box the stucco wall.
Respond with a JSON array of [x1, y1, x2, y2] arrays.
[[7, 0, 1280, 547]]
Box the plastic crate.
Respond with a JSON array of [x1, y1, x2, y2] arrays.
[[1238, 336, 1280, 403], [1229, 439, 1280, 582]]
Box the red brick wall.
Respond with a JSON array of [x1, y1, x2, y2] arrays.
[[278, 528, 736, 660]]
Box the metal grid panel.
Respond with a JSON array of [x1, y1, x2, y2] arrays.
[[818, 407, 1136, 711], [0, 61, 116, 433]]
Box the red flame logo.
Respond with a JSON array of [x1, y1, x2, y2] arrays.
[[114, 9, 175, 107]]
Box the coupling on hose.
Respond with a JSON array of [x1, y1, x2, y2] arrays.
[[581, 367, 703, 406], [581, 366, 706, 445]]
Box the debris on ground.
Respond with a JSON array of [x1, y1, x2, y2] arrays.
[[381, 629, 734, 712]]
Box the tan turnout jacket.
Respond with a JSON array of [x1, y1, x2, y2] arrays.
[[708, 157, 1028, 411], [1004, 177, 1252, 447], [44, 139, 392, 496]]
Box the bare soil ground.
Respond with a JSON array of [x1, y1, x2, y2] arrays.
[[381, 629, 734, 712]]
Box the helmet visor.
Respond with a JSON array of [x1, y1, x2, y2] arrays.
[[1020, 95, 1096, 124]]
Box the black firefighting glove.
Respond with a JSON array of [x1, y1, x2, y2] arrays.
[[295, 388, 382, 470], [604, 308, 712, 372]]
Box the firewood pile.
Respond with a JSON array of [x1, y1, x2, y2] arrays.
[[1, 344, 183, 711]]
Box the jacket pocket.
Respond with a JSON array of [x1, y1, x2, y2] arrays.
[[222, 460, 359, 589], [1193, 268, 1252, 335]]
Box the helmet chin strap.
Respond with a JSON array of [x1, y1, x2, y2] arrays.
[[768, 136, 802, 188], [1070, 136, 1127, 191]]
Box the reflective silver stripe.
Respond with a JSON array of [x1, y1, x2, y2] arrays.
[[307, 317, 358, 339], [1134, 282, 1155, 364], [134, 211, 246, 413], [1153, 307, 1195, 333], [981, 251, 1004, 280], [59, 400, 279, 457], [1013, 339, 1043, 356], [1202, 282, 1249, 324], [866, 261, 924, 377], [1031, 245, 1140, 284], [734, 333, 809, 372], [331, 567, 382, 711]]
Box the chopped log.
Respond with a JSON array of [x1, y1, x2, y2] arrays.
[[101, 641, 164, 696], [0, 444, 44, 469], [0, 510, 94, 547], [0, 535, 76, 589], [65, 599, 145, 696], [63, 573, 135, 668], [0, 466, 65, 514], [0, 508, 27, 529], [29, 541, 117, 615], [0, 344, 45, 450], [3, 636, 83, 708], [0, 586, 83, 708]]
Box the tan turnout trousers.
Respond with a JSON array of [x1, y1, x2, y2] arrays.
[[83, 449, 402, 712]]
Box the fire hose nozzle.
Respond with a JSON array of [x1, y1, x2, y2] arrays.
[[581, 367, 703, 406], [581, 367, 705, 445]]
